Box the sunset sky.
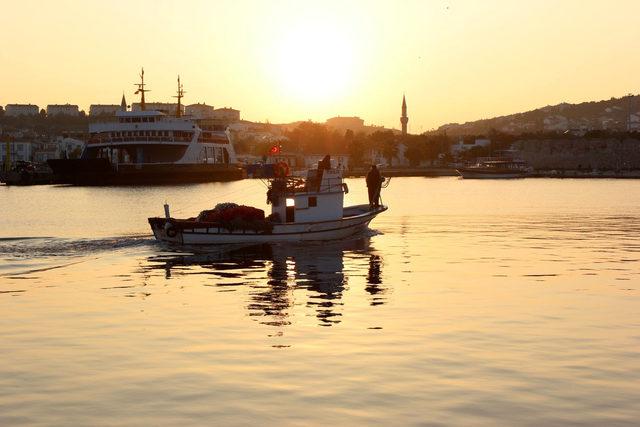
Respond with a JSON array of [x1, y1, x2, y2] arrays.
[[1, 0, 639, 131]]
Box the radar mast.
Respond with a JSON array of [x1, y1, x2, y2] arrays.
[[134, 67, 150, 111], [173, 75, 185, 118]]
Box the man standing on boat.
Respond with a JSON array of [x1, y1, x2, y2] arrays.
[[366, 164, 382, 209]]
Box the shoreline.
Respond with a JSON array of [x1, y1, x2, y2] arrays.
[[346, 167, 640, 179]]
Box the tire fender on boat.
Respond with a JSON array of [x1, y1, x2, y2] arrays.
[[164, 222, 178, 238]]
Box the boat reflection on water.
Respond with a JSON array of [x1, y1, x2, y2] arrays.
[[145, 236, 385, 327], [365, 255, 384, 306]]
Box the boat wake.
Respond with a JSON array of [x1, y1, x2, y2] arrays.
[[0, 235, 154, 278], [0, 235, 152, 257]]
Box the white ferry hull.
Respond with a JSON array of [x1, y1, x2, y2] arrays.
[[48, 159, 244, 185], [149, 205, 387, 245]]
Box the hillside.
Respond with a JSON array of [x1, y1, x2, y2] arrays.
[[436, 94, 640, 136]]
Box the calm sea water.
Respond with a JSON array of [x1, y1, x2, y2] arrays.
[[1, 178, 639, 426]]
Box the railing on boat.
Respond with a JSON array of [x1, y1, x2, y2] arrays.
[[268, 175, 345, 195]]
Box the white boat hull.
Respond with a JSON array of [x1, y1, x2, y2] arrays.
[[150, 204, 387, 245], [456, 169, 528, 179]]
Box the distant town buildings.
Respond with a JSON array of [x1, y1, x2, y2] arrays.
[[32, 141, 59, 163], [132, 102, 184, 115], [47, 104, 79, 116], [55, 136, 85, 158], [0, 141, 34, 164], [325, 116, 387, 135], [0, 138, 84, 164], [89, 104, 121, 116], [89, 93, 128, 116], [130, 103, 239, 122], [450, 137, 491, 155], [212, 107, 240, 123], [5, 104, 39, 117], [304, 154, 350, 170], [186, 103, 215, 119], [227, 122, 285, 146], [326, 116, 365, 132], [543, 115, 570, 132]]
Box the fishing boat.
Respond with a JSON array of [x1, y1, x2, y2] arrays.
[[149, 167, 388, 244], [48, 70, 243, 185], [456, 157, 531, 179]]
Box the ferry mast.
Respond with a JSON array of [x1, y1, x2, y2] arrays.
[[173, 75, 185, 118], [134, 67, 149, 111]]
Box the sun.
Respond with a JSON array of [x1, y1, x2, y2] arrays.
[[273, 21, 354, 103]]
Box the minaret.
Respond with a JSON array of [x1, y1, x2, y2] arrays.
[[120, 93, 127, 111], [401, 95, 408, 137]]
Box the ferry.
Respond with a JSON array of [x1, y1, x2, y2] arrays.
[[456, 157, 531, 179], [48, 71, 244, 185], [149, 166, 388, 244]]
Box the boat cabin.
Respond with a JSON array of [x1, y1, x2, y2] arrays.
[[268, 168, 346, 223], [474, 159, 528, 171]]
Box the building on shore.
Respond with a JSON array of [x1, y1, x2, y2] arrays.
[[325, 116, 391, 136], [186, 103, 215, 120], [212, 107, 240, 123], [33, 141, 59, 163], [450, 138, 491, 156], [89, 104, 121, 116], [55, 136, 85, 159], [196, 107, 241, 130], [1, 135, 86, 165], [304, 153, 350, 170], [89, 93, 127, 116], [326, 116, 365, 133], [47, 104, 80, 116], [1, 141, 35, 164], [5, 104, 39, 117]]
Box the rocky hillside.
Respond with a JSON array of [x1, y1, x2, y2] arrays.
[[437, 95, 640, 136]]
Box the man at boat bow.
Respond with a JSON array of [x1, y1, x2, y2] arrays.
[[366, 165, 383, 209]]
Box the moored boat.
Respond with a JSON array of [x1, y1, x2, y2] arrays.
[[48, 71, 244, 185], [149, 167, 388, 244], [456, 158, 531, 179]]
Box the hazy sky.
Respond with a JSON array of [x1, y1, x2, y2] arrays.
[[1, 0, 639, 131]]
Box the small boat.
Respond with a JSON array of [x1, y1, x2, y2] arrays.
[[456, 158, 531, 179], [149, 167, 388, 244], [1, 161, 54, 186]]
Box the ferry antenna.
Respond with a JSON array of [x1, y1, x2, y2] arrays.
[[173, 75, 185, 117], [134, 67, 150, 111]]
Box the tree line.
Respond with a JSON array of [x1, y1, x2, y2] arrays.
[[247, 121, 458, 168]]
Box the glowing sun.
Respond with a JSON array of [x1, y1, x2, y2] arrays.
[[274, 22, 355, 102]]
